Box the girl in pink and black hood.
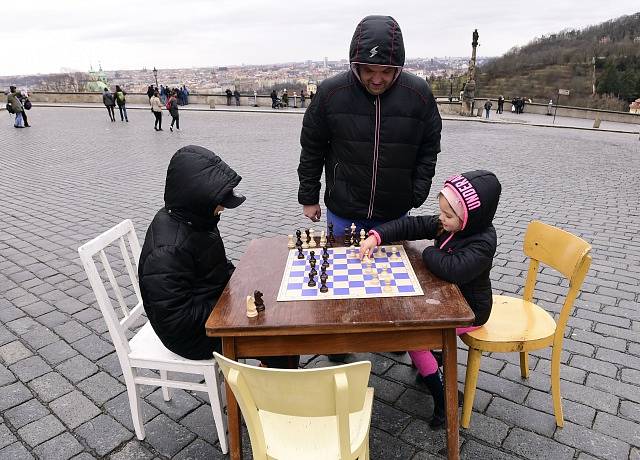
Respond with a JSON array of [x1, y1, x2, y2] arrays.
[[360, 170, 501, 429]]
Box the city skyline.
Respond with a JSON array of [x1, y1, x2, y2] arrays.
[[3, 0, 639, 76]]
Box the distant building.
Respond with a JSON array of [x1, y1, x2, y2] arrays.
[[307, 81, 317, 94], [85, 65, 109, 92]]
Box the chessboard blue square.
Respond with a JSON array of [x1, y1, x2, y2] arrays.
[[348, 268, 363, 275], [333, 263, 348, 270], [334, 275, 349, 282], [302, 289, 317, 296], [365, 286, 382, 294], [333, 253, 347, 259], [290, 270, 305, 277], [348, 280, 364, 287], [375, 257, 389, 263], [390, 262, 404, 268], [334, 287, 350, 295], [292, 260, 306, 266], [288, 283, 303, 290], [397, 285, 415, 293], [394, 273, 410, 279]]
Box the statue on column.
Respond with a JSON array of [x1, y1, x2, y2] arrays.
[[461, 29, 479, 116]]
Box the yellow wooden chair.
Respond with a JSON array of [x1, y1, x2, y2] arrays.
[[460, 220, 592, 429], [214, 353, 373, 460]]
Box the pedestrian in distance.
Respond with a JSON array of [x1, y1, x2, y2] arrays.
[[281, 89, 288, 107], [168, 89, 180, 132], [114, 85, 128, 122], [7, 86, 30, 128], [233, 89, 241, 106], [484, 99, 492, 119], [147, 85, 154, 100], [150, 89, 163, 131], [497, 95, 504, 114], [300, 89, 306, 108], [102, 88, 116, 122], [270, 89, 278, 109], [225, 89, 233, 106]]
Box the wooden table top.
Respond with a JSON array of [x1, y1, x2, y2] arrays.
[[205, 236, 474, 337]]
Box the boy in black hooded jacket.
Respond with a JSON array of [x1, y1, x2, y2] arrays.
[[139, 145, 296, 368], [360, 170, 501, 428]]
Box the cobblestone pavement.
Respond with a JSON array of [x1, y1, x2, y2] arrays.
[[1, 106, 639, 459]]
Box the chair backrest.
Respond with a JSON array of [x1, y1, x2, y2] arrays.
[[78, 219, 145, 357], [214, 352, 371, 459], [521, 220, 592, 342]]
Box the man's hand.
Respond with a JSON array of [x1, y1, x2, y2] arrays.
[[303, 204, 321, 222], [359, 235, 378, 260]]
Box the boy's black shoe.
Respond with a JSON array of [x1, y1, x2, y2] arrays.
[[429, 406, 446, 430]]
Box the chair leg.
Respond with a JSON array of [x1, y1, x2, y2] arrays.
[[461, 347, 482, 429], [519, 352, 530, 379], [204, 365, 229, 454], [123, 368, 145, 440], [160, 369, 172, 401], [551, 346, 564, 427]]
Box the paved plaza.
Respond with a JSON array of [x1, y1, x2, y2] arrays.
[[1, 105, 639, 459]]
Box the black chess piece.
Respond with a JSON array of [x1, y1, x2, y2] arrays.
[[321, 259, 329, 270], [308, 271, 316, 287], [309, 266, 317, 278], [321, 252, 329, 270], [319, 272, 328, 293], [322, 246, 329, 258], [254, 290, 265, 312], [305, 228, 311, 244], [297, 246, 305, 259], [328, 222, 335, 244], [309, 259, 317, 270], [309, 250, 316, 261], [344, 227, 351, 246], [295, 229, 303, 248], [354, 228, 360, 247]]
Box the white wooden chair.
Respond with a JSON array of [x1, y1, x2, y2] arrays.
[[78, 219, 228, 453]]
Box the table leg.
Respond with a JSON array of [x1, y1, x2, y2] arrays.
[[222, 338, 242, 460], [443, 329, 460, 460]]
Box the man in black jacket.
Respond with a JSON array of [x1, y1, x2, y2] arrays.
[[298, 15, 442, 233]]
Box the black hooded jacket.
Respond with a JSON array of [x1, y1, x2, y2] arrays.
[[372, 171, 501, 326], [298, 15, 442, 221], [138, 145, 241, 359]]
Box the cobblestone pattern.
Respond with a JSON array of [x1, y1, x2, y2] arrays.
[[0, 107, 638, 459]]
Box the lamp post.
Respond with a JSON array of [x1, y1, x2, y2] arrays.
[[449, 74, 454, 102], [152, 67, 158, 88]]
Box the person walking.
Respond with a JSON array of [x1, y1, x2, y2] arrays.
[[484, 99, 492, 119], [150, 89, 163, 131], [497, 95, 504, 114], [270, 89, 278, 109], [168, 89, 180, 131], [7, 86, 29, 128], [146, 85, 154, 100], [233, 89, 241, 106], [114, 85, 128, 122], [281, 89, 288, 107], [102, 88, 116, 122], [300, 89, 306, 108], [225, 89, 233, 106]]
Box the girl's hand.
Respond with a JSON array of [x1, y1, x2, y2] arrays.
[[359, 235, 378, 260]]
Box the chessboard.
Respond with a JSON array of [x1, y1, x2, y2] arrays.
[[277, 245, 424, 301]]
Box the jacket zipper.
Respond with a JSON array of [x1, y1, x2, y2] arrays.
[[367, 95, 381, 219], [327, 162, 339, 199]]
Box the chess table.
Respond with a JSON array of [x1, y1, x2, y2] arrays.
[[206, 236, 474, 460]]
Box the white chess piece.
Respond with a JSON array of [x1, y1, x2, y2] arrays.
[[246, 295, 258, 318], [301, 230, 309, 249], [319, 230, 326, 247], [359, 229, 366, 245], [287, 234, 295, 249], [350, 222, 357, 235], [383, 276, 392, 293], [309, 228, 316, 247]]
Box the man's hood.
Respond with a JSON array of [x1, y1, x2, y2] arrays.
[[349, 15, 405, 67], [164, 145, 242, 230], [443, 170, 501, 237]]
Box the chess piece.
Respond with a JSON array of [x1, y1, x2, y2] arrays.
[[309, 228, 316, 248], [309, 258, 317, 269], [254, 290, 265, 312], [350, 222, 357, 235], [328, 222, 335, 245], [308, 271, 316, 287], [344, 227, 351, 247], [309, 250, 316, 262], [297, 246, 305, 259], [321, 257, 329, 270], [354, 229, 360, 247], [383, 276, 392, 293], [390, 246, 400, 260], [287, 234, 295, 249], [360, 229, 366, 246], [309, 266, 317, 278], [363, 256, 372, 274], [319, 272, 328, 293], [302, 238, 309, 249], [322, 246, 329, 258], [295, 230, 303, 247], [246, 295, 258, 318], [319, 230, 326, 247]]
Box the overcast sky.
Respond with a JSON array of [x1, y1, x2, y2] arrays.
[[3, 0, 638, 76]]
